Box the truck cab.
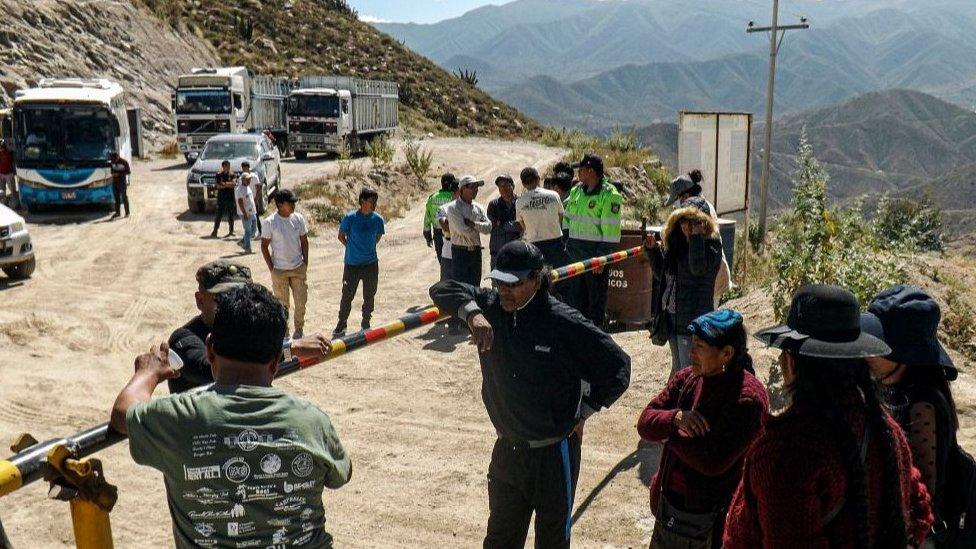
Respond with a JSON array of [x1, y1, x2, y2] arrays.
[[287, 88, 353, 159], [173, 67, 250, 164]]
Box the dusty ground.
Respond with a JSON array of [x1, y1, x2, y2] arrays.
[[0, 138, 656, 548], [1, 137, 974, 548]]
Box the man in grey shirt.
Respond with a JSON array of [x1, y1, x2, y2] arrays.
[[444, 175, 491, 288]]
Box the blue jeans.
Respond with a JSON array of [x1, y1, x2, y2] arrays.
[[239, 215, 257, 252], [669, 331, 693, 379]]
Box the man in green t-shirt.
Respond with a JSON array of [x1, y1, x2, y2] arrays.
[[111, 284, 352, 549]]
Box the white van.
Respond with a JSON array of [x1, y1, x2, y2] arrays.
[[0, 204, 35, 279]]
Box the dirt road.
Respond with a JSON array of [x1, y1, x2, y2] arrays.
[[0, 138, 672, 547]]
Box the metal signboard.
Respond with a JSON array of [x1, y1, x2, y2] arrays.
[[678, 111, 752, 215]]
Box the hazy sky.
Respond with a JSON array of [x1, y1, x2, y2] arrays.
[[348, 0, 511, 24]]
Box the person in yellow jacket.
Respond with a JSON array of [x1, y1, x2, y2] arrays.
[[563, 153, 622, 326]]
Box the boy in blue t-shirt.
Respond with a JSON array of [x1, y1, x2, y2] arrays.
[[334, 188, 385, 337]]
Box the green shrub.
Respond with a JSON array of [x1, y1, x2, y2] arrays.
[[403, 137, 434, 184], [365, 134, 394, 167], [540, 127, 652, 171], [304, 203, 344, 225], [873, 194, 944, 252], [771, 128, 904, 319]]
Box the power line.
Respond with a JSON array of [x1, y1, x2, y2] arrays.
[[746, 1, 809, 249]]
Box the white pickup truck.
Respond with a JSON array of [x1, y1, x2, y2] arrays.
[[0, 204, 35, 279]]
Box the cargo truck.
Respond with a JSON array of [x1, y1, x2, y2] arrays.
[[173, 67, 290, 164], [287, 76, 398, 160]]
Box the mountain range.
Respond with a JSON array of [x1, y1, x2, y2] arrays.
[[637, 89, 976, 218], [377, 0, 976, 134]]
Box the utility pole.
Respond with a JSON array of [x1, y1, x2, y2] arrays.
[[748, 2, 808, 248]]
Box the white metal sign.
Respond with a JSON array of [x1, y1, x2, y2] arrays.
[[678, 112, 752, 215]]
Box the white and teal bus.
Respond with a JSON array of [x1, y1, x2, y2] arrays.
[[12, 78, 131, 212]]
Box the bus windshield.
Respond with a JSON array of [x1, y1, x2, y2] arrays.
[[176, 89, 232, 115], [14, 105, 115, 165], [288, 94, 340, 117], [200, 140, 259, 161]]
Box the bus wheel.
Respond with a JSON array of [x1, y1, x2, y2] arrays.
[[294, 151, 308, 160]]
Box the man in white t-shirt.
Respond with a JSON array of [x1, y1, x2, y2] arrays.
[[260, 189, 309, 339], [240, 163, 263, 239], [437, 185, 467, 334], [515, 166, 569, 269], [234, 165, 258, 254]]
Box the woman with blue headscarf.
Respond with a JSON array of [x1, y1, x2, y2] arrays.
[[638, 309, 769, 548]]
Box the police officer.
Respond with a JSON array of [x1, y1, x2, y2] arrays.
[[167, 260, 331, 393], [423, 173, 458, 263], [429, 241, 631, 548], [563, 153, 622, 326]]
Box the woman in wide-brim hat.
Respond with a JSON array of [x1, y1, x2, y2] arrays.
[[723, 284, 933, 548], [861, 284, 966, 545]]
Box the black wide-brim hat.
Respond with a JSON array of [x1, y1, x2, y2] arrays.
[[755, 284, 891, 359]]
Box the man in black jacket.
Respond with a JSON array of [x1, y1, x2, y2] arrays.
[[429, 240, 631, 548], [167, 260, 331, 393]]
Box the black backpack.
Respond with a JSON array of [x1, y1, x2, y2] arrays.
[[933, 443, 976, 547]]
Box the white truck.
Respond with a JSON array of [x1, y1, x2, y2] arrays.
[[287, 76, 398, 159], [173, 67, 290, 164]]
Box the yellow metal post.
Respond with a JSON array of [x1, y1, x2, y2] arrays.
[[69, 499, 113, 549]]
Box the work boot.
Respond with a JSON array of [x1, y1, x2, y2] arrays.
[[292, 329, 303, 340], [332, 324, 346, 338], [361, 320, 371, 331]]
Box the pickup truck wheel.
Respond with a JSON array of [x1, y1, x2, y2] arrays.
[[3, 257, 36, 279], [294, 151, 307, 160], [184, 154, 195, 165], [25, 203, 39, 214], [189, 199, 205, 214], [256, 192, 265, 216]]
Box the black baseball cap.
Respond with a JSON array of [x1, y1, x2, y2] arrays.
[[274, 188, 300, 204], [196, 260, 252, 293], [487, 241, 545, 284], [571, 153, 603, 173], [553, 162, 574, 181]]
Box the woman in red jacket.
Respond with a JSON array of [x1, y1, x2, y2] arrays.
[[638, 309, 769, 548], [724, 284, 934, 548]]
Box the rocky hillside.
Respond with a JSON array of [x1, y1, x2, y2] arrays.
[[0, 0, 217, 142], [140, 0, 541, 138]]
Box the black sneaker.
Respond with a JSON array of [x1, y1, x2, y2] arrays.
[[361, 321, 371, 331], [332, 327, 346, 338]]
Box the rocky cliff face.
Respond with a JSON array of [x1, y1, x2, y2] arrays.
[[0, 0, 217, 143]]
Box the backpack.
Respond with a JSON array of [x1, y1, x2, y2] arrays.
[[933, 444, 976, 547]]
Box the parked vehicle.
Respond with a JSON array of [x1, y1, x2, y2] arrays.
[[0, 203, 35, 279], [185, 133, 280, 214], [173, 67, 290, 164], [287, 76, 398, 159], [11, 78, 131, 213]]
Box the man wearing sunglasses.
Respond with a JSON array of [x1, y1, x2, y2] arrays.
[[429, 240, 631, 548]]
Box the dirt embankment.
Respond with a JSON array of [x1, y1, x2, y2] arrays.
[[0, 0, 217, 142]]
